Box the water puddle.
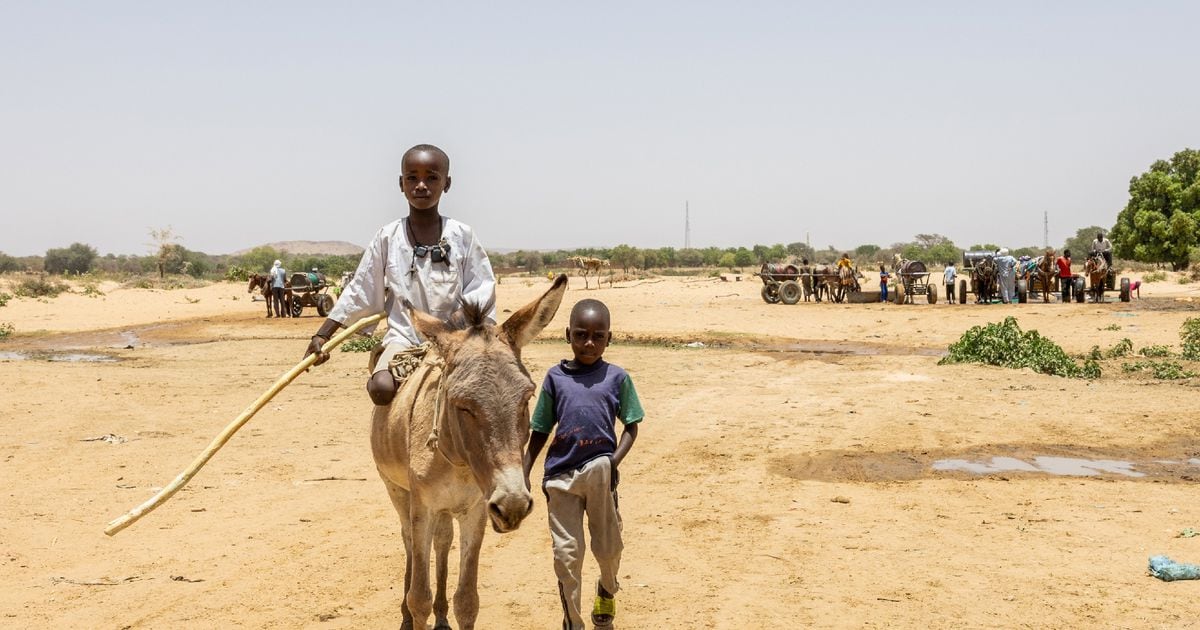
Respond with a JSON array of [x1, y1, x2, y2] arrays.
[[0, 351, 120, 363], [932, 456, 1146, 477], [771, 442, 1200, 483]]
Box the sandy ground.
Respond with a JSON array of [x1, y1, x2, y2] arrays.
[[2, 272, 1200, 629]]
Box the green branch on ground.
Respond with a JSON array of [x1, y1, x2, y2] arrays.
[[939, 316, 1100, 379]]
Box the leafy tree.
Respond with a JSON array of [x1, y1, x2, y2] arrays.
[[1061, 226, 1107, 258], [733, 248, 754, 269], [786, 241, 815, 260], [700, 247, 722, 266], [43, 242, 97, 274], [718, 252, 736, 269], [609, 244, 642, 273], [854, 244, 881, 259], [1110, 148, 1200, 270], [752, 244, 769, 263], [1011, 246, 1043, 259], [235, 246, 285, 274], [968, 243, 1000, 252], [148, 227, 181, 279], [641, 248, 661, 270], [0, 252, 20, 273], [677, 248, 704, 267]]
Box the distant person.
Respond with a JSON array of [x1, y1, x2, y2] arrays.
[[303, 144, 496, 406], [879, 265, 890, 303], [994, 248, 1017, 304], [837, 252, 853, 270], [943, 262, 956, 304], [1056, 249, 1073, 302], [1091, 231, 1113, 269], [524, 299, 643, 630], [269, 259, 288, 318]]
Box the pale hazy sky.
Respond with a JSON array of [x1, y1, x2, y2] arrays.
[[2, 1, 1198, 256]]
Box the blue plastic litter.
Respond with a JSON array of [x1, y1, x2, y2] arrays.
[[1149, 555, 1200, 581]]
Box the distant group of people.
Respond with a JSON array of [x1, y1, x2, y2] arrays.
[[863, 231, 1120, 305]]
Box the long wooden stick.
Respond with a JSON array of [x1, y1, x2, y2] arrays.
[[105, 313, 386, 536]]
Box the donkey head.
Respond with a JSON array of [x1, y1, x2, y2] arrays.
[[410, 274, 568, 533]]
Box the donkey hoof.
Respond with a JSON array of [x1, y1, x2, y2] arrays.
[[433, 623, 452, 630], [399, 621, 414, 630]]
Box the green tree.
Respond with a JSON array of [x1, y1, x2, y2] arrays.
[[609, 244, 642, 273], [1061, 226, 1107, 258], [43, 242, 97, 274], [733, 248, 754, 269], [785, 241, 814, 260], [700, 247, 722, 266], [641, 248, 661, 270], [677, 248, 703, 267], [855, 244, 881, 259], [718, 252, 736, 269], [236, 246, 285, 274], [0, 252, 20, 273], [1110, 148, 1200, 270]]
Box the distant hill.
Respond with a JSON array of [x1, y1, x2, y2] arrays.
[[231, 240, 364, 256]]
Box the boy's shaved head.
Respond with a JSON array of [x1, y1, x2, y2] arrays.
[[403, 144, 450, 171], [570, 299, 610, 329]]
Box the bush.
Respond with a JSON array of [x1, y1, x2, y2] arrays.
[[1182, 318, 1200, 361], [0, 292, 10, 307], [340, 334, 383, 353], [43, 242, 97, 275], [81, 283, 104, 298], [1142, 271, 1168, 283], [940, 316, 1101, 379], [1122, 360, 1196, 380], [1140, 345, 1174, 357], [14, 276, 69, 298], [0, 322, 12, 340]]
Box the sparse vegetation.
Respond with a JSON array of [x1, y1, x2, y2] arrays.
[[1122, 360, 1196, 380], [940, 316, 1101, 379], [340, 333, 383, 353], [1139, 345, 1174, 358], [14, 276, 69, 298], [0, 292, 10, 307], [1142, 271, 1167, 283], [1181, 317, 1200, 361], [0, 322, 12, 340], [81, 283, 104, 298], [1087, 338, 1133, 360], [1099, 323, 1122, 331]]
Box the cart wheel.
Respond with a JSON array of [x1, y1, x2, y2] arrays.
[[1016, 279, 1028, 304], [928, 283, 938, 304], [958, 279, 968, 304], [291, 299, 303, 318], [779, 281, 802, 305], [761, 284, 781, 304], [1073, 277, 1085, 303], [892, 281, 904, 304], [317, 293, 335, 317], [1119, 277, 1131, 302]]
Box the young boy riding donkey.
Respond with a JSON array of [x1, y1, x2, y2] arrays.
[[304, 144, 557, 630]]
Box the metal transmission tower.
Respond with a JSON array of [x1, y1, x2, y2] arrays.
[[1043, 211, 1049, 250], [684, 201, 691, 249]]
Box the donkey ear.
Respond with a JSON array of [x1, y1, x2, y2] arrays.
[[408, 300, 455, 349], [501, 274, 568, 350]]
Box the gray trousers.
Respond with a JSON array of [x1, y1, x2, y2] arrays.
[[544, 456, 623, 630], [999, 274, 1016, 303]]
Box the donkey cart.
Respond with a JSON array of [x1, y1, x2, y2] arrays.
[[289, 271, 336, 317], [756, 263, 804, 304], [892, 260, 938, 304]]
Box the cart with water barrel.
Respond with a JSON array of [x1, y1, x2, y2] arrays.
[[891, 259, 938, 304], [289, 270, 336, 317]]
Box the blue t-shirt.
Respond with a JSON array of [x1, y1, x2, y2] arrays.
[[530, 359, 644, 479]]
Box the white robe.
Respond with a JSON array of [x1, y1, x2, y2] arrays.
[[329, 217, 497, 348]]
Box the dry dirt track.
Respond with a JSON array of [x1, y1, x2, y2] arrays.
[[2, 275, 1199, 629]]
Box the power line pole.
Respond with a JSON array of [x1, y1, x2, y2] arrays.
[[1043, 211, 1049, 250], [684, 201, 691, 249]]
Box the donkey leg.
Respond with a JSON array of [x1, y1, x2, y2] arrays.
[[383, 481, 416, 630], [432, 512, 454, 630], [451, 502, 488, 630], [405, 498, 437, 628]]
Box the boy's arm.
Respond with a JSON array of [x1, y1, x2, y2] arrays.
[[523, 431, 550, 488], [305, 228, 388, 364], [612, 422, 638, 468]]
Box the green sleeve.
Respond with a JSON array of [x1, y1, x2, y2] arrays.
[[529, 388, 556, 434], [618, 375, 644, 424]]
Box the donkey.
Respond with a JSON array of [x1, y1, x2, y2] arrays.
[[246, 274, 274, 317], [974, 257, 997, 304], [372, 275, 567, 630], [1085, 251, 1108, 303]]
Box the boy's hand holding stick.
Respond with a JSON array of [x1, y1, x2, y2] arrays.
[[104, 312, 385, 537]]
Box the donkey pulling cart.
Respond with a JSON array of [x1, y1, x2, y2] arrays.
[[289, 271, 336, 317], [891, 260, 937, 304], [756, 263, 870, 304]]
